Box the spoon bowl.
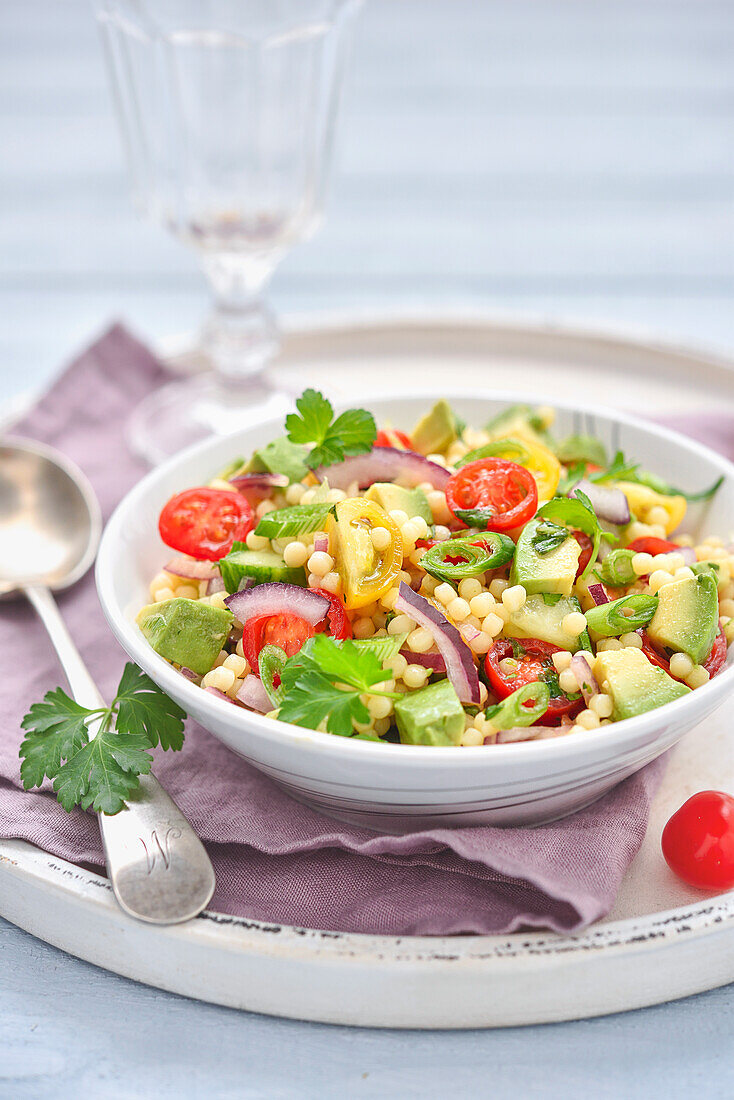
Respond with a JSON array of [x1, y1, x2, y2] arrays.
[[0, 439, 101, 596]]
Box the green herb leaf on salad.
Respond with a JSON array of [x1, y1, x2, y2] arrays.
[[285, 389, 376, 470], [536, 489, 610, 579], [20, 663, 186, 815], [530, 520, 570, 556]]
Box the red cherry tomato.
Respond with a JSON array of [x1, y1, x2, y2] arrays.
[[625, 537, 681, 555], [572, 530, 594, 578], [159, 488, 254, 561], [446, 458, 538, 532], [484, 638, 583, 721], [662, 790, 734, 890], [704, 622, 727, 678], [242, 613, 316, 670], [415, 538, 438, 550], [312, 588, 352, 640], [375, 429, 412, 450], [637, 630, 673, 673]]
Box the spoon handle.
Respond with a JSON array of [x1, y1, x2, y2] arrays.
[[24, 585, 216, 924]]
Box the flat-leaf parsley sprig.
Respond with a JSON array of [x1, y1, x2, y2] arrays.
[[20, 663, 186, 815], [285, 388, 376, 469], [278, 634, 400, 737]]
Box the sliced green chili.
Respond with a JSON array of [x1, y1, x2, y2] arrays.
[[258, 645, 288, 706], [421, 533, 516, 582], [485, 681, 551, 728], [584, 594, 659, 637]]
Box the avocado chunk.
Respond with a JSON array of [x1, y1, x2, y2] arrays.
[[510, 518, 581, 597], [136, 598, 233, 675], [646, 573, 719, 665], [505, 592, 591, 652], [411, 400, 459, 456], [394, 679, 465, 746], [247, 436, 308, 483], [364, 482, 432, 524], [594, 647, 690, 721], [218, 546, 306, 594]]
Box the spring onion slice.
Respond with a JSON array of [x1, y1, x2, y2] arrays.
[[421, 533, 516, 581], [457, 437, 529, 468], [593, 548, 637, 587], [584, 594, 659, 637], [258, 645, 288, 707], [255, 502, 334, 538], [352, 632, 409, 664], [485, 681, 551, 729]]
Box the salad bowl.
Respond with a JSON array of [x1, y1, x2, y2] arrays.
[[96, 392, 734, 830]]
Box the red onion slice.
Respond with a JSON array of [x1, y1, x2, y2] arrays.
[[207, 575, 227, 595], [570, 653, 599, 704], [230, 473, 289, 497], [316, 447, 450, 491], [225, 582, 329, 626], [313, 533, 329, 553], [495, 726, 569, 744], [178, 666, 201, 683], [204, 686, 244, 707], [399, 649, 447, 672], [678, 545, 697, 565], [236, 674, 271, 713], [394, 582, 480, 704], [587, 582, 610, 606], [570, 479, 630, 525], [165, 556, 218, 581]]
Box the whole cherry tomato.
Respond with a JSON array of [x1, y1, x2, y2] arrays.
[[484, 638, 582, 721], [662, 790, 734, 890], [446, 458, 538, 532], [158, 487, 254, 561]]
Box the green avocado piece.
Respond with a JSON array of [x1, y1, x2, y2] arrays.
[[510, 518, 581, 597], [218, 545, 306, 594], [136, 598, 233, 675], [646, 573, 719, 664], [247, 436, 308, 483], [504, 592, 591, 652], [411, 400, 459, 456], [594, 647, 690, 721], [364, 482, 432, 524], [394, 679, 465, 746]]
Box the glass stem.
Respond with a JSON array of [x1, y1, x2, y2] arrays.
[[201, 253, 280, 383]]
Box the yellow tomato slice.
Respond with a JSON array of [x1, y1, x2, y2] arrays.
[[490, 430, 560, 502], [327, 499, 403, 610], [615, 482, 687, 536]]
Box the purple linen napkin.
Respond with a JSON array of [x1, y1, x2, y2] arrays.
[[1, 324, 723, 936]]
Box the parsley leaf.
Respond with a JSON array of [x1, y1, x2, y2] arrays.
[[530, 519, 569, 556], [114, 662, 186, 751], [285, 388, 376, 469], [19, 662, 186, 815], [278, 635, 399, 736]]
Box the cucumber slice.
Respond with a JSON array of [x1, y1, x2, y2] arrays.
[[218, 548, 306, 594]]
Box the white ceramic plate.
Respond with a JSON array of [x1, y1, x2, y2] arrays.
[[2, 314, 734, 1026]]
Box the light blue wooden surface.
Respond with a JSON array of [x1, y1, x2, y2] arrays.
[[2, 0, 734, 1095]]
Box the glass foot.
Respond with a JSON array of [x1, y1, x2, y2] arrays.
[[127, 373, 292, 466]]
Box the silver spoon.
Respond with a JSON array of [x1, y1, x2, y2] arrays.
[[0, 438, 215, 924]]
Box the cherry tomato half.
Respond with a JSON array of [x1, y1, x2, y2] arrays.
[[312, 588, 352, 640], [704, 622, 727, 678], [242, 613, 316, 670], [484, 638, 582, 721], [637, 630, 673, 674], [375, 429, 412, 450], [446, 458, 538, 532], [662, 790, 734, 890], [625, 537, 681, 555], [573, 531, 594, 578], [159, 488, 254, 561]]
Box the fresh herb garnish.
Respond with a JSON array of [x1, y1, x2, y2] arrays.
[[20, 663, 186, 815], [555, 434, 607, 467], [530, 519, 569, 556], [587, 450, 724, 503], [285, 389, 376, 470], [535, 490, 608, 579], [277, 634, 400, 736]]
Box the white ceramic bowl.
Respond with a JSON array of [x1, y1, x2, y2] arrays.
[[96, 393, 734, 831]]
